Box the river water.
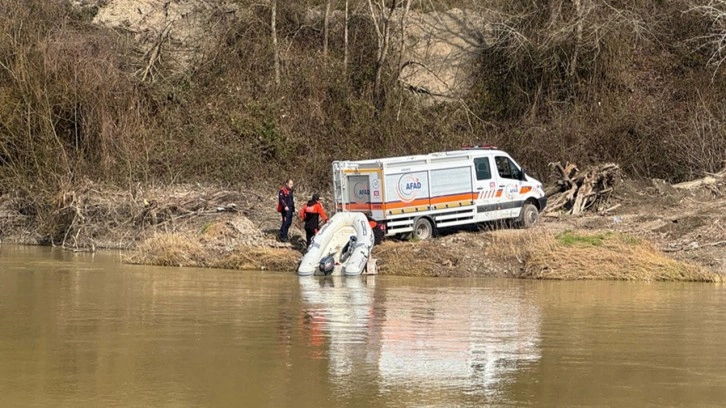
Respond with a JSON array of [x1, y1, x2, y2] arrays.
[[1, 244, 725, 407]]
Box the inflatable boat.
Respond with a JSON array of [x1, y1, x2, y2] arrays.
[[297, 212, 374, 276]]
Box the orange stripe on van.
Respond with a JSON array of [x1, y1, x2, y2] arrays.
[[430, 193, 475, 204], [495, 190, 503, 197], [343, 168, 381, 174], [381, 193, 480, 214], [384, 198, 430, 210], [344, 203, 383, 211], [519, 186, 532, 194], [431, 200, 474, 210]]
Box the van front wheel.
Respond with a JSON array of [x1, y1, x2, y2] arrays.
[[518, 203, 539, 228], [412, 217, 434, 240]]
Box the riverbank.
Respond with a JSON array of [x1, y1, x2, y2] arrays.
[[1, 177, 724, 281]]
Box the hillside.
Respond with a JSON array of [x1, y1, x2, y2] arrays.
[[1, 0, 725, 274]]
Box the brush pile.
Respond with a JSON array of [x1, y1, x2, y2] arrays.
[[545, 162, 621, 215]]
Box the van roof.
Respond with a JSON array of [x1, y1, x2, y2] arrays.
[[338, 148, 508, 166]]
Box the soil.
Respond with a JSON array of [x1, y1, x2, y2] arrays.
[[569, 179, 726, 273], [79, 0, 484, 102], [86, 0, 241, 73], [1, 176, 724, 279]]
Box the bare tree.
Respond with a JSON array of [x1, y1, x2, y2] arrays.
[[367, 0, 397, 105], [344, 0, 349, 74], [323, 0, 332, 56], [569, 0, 583, 77], [271, 0, 280, 86], [485, 1, 649, 97], [395, 0, 412, 81], [689, 0, 726, 77]]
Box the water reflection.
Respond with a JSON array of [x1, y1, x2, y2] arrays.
[[377, 285, 541, 399], [298, 276, 377, 381], [298, 277, 542, 403]]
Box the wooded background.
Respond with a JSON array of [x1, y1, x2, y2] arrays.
[[1, 0, 724, 199]]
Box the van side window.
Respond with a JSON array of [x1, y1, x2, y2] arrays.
[[474, 158, 491, 180], [495, 156, 522, 180]]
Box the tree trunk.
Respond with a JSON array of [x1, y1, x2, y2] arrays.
[[344, 0, 349, 75], [367, 0, 397, 110], [323, 0, 332, 56], [570, 0, 583, 77], [396, 0, 412, 82], [271, 0, 280, 86]]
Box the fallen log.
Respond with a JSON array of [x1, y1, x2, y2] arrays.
[[673, 176, 717, 190], [672, 162, 725, 194]]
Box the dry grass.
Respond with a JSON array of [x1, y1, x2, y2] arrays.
[[200, 222, 233, 238], [125, 231, 302, 271], [124, 233, 205, 267], [372, 240, 467, 277], [488, 229, 720, 282], [358, 227, 720, 281], [213, 246, 301, 271], [120, 223, 720, 281]]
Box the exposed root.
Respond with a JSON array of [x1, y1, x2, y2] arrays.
[[545, 162, 621, 215]]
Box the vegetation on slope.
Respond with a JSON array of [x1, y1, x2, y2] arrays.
[[1, 0, 725, 244]]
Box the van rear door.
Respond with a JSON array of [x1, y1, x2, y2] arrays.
[[346, 174, 371, 213]]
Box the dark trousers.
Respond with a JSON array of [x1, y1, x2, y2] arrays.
[[279, 210, 293, 241], [305, 227, 317, 247]]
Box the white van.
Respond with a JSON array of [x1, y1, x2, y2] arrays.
[[332, 146, 547, 239]]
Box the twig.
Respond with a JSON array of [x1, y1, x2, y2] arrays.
[[601, 203, 621, 213], [695, 240, 726, 249], [663, 241, 726, 252], [137, 21, 173, 82]]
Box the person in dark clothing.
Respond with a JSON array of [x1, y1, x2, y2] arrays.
[[277, 179, 295, 242], [366, 215, 385, 245], [299, 193, 328, 247]]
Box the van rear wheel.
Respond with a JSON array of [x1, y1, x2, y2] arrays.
[[412, 217, 433, 240], [518, 203, 539, 228]]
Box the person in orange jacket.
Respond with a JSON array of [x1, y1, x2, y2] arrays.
[[299, 193, 328, 247], [366, 215, 385, 245]]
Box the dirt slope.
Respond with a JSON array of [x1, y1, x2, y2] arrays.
[[81, 1, 485, 100]]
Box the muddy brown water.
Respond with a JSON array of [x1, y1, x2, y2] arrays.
[[1, 244, 725, 407]]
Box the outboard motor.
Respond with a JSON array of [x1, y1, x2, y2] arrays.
[[318, 253, 335, 276], [340, 235, 358, 263]]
